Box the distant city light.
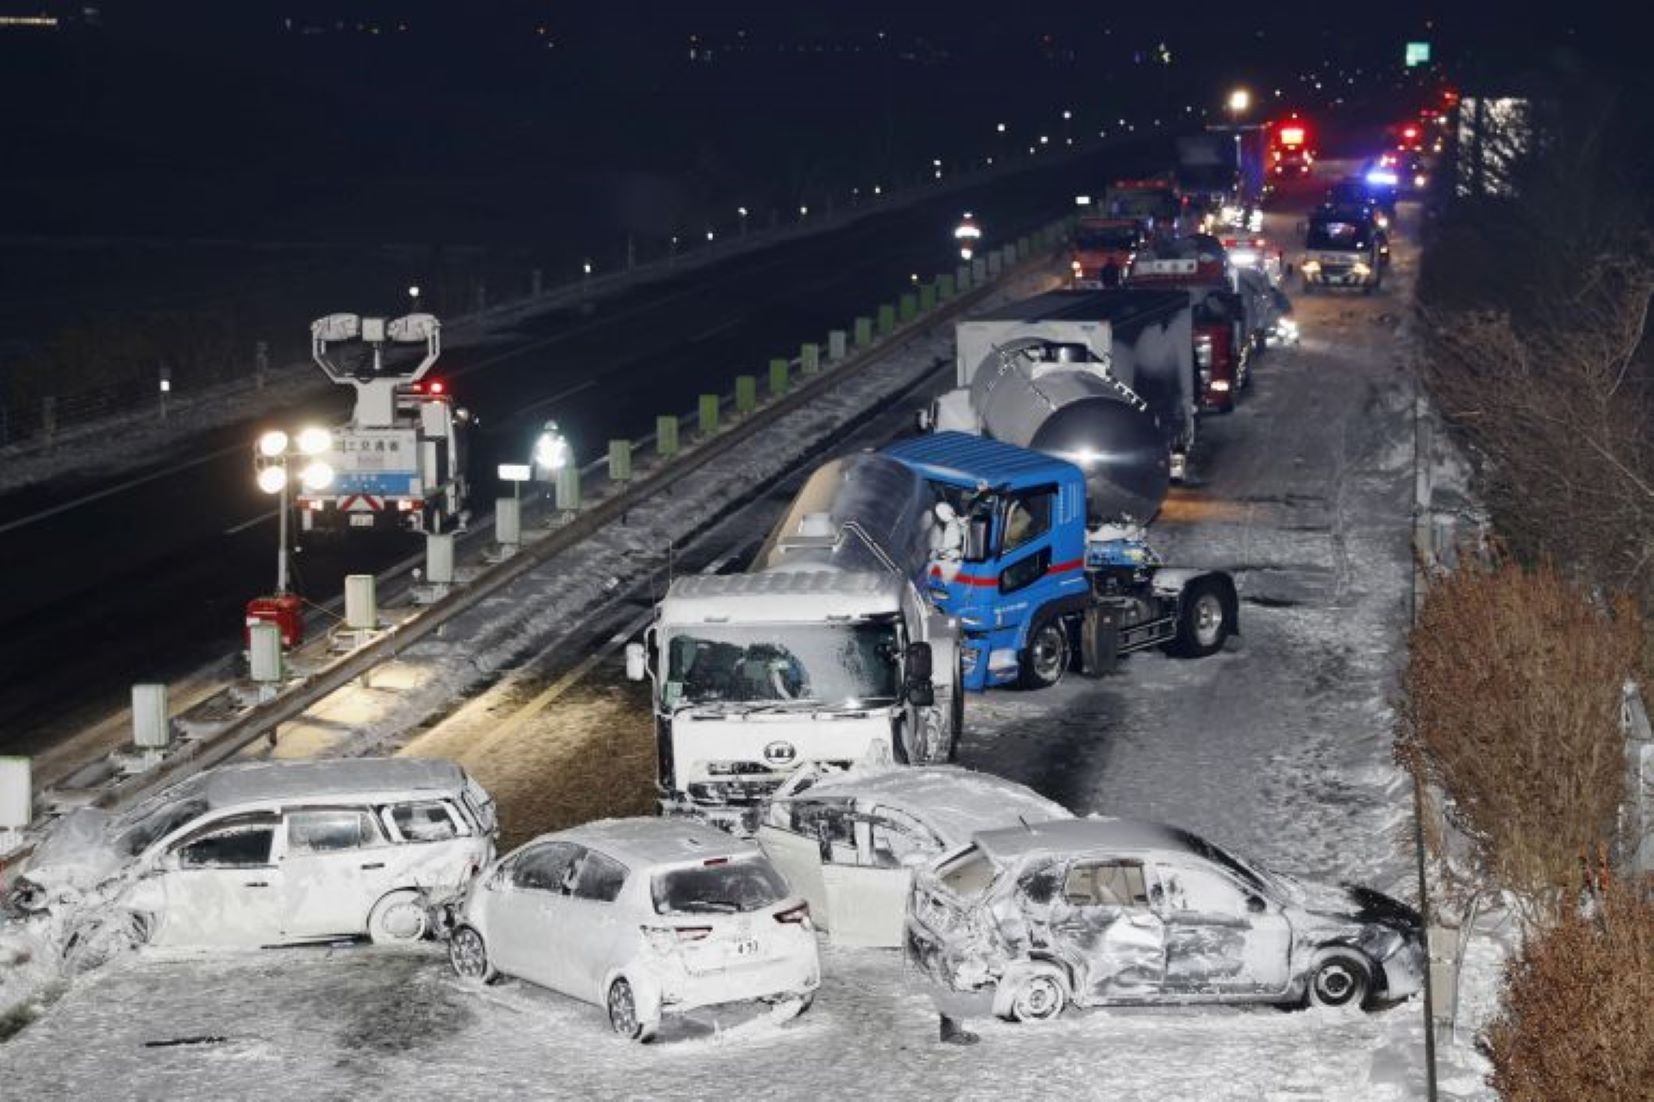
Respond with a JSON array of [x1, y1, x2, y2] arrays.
[[996, 122, 1007, 133]]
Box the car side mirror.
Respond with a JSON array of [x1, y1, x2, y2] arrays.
[[1246, 894, 1267, 914], [624, 641, 647, 682], [906, 642, 933, 681]]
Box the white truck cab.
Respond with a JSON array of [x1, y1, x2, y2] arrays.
[[627, 570, 960, 833]]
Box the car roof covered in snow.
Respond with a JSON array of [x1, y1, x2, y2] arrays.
[[197, 758, 468, 808], [659, 570, 904, 625], [972, 817, 1200, 862], [554, 817, 760, 869], [778, 766, 1072, 847]]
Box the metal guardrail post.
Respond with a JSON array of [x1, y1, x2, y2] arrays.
[[972, 257, 988, 283], [698, 394, 720, 436], [937, 274, 955, 301], [919, 284, 937, 312], [769, 358, 790, 397], [828, 330, 847, 361], [800, 343, 820, 376], [986, 253, 1002, 278], [735, 375, 757, 415], [41, 396, 56, 445], [877, 304, 896, 336], [854, 317, 873, 349], [656, 415, 679, 457], [899, 294, 918, 323]]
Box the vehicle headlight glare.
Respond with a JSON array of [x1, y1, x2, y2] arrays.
[[300, 460, 335, 491], [256, 465, 288, 494], [296, 426, 332, 456], [257, 430, 289, 457]]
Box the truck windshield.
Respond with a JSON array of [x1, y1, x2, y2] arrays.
[[665, 621, 900, 709], [1105, 191, 1177, 221], [1307, 220, 1370, 251]]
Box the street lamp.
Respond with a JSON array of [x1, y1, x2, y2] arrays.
[[1228, 87, 1251, 120], [407, 284, 421, 312], [737, 206, 748, 236], [254, 426, 334, 594], [799, 204, 809, 220]]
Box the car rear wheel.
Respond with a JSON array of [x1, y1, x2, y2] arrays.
[[367, 890, 430, 945], [1019, 617, 1070, 690], [1002, 967, 1068, 1022], [1307, 952, 1371, 1009], [61, 911, 150, 976], [608, 977, 657, 1042], [448, 925, 497, 985]]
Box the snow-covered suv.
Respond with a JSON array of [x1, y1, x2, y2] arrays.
[[13, 758, 496, 968]]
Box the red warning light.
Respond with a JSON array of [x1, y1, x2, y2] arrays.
[[1278, 126, 1305, 146], [428, 380, 445, 395]]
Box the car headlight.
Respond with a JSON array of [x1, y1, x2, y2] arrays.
[[1352, 262, 1371, 276], [1301, 259, 1321, 273]]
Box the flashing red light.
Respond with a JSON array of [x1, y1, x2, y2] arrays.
[[1403, 125, 1419, 139], [1278, 126, 1305, 146], [428, 380, 445, 395]]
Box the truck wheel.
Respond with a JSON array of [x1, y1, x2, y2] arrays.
[[1019, 616, 1070, 690], [1168, 577, 1234, 658]]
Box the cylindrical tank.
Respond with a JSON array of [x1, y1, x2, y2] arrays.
[[970, 343, 1170, 523], [754, 452, 936, 584]]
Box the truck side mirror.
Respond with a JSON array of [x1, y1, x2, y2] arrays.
[[624, 641, 647, 682], [915, 406, 933, 433], [965, 515, 990, 562], [906, 642, 933, 681]]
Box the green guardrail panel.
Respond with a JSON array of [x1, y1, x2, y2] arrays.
[[656, 415, 679, 457], [698, 393, 720, 436], [735, 375, 757, 414]]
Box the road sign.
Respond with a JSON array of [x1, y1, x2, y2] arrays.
[[1405, 42, 1431, 67]]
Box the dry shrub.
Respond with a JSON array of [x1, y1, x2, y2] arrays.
[[1397, 557, 1642, 921], [1482, 865, 1654, 1102]]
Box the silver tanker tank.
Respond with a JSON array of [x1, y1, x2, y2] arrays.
[[753, 451, 937, 585], [952, 289, 1195, 524]]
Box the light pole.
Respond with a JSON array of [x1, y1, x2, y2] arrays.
[[1227, 87, 1251, 125], [582, 259, 592, 294], [255, 427, 334, 594], [407, 284, 421, 313], [738, 206, 748, 237]]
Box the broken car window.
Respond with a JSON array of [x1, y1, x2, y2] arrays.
[[1064, 861, 1150, 907], [936, 846, 997, 900], [1155, 863, 1250, 918], [664, 621, 901, 708], [177, 819, 277, 869]]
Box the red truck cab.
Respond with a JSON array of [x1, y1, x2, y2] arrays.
[[1126, 238, 1252, 412]]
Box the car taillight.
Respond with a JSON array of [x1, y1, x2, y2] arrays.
[[774, 902, 812, 928], [642, 925, 711, 952]]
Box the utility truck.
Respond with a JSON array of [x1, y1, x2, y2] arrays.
[[299, 312, 471, 533], [882, 432, 1237, 691], [626, 451, 963, 833]]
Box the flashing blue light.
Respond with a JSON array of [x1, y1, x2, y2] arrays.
[[1365, 169, 1399, 187]]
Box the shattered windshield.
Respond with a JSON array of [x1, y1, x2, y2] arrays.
[[114, 796, 209, 858], [664, 620, 900, 710], [652, 857, 790, 915]]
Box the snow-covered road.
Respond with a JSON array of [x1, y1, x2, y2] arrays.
[[0, 204, 1445, 1100]]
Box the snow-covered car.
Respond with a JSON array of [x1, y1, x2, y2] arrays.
[[12, 758, 497, 968], [756, 766, 1073, 947], [448, 817, 819, 1041], [906, 818, 1424, 1021]]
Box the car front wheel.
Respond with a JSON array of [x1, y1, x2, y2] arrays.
[[1307, 952, 1371, 1009], [367, 890, 430, 945], [1002, 967, 1068, 1022], [448, 925, 496, 985]]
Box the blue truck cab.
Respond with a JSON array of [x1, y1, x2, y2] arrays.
[[882, 432, 1236, 692]]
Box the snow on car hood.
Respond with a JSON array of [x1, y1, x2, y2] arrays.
[[23, 808, 124, 894]]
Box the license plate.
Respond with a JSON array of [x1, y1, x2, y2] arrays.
[[732, 938, 759, 958], [349, 514, 375, 528]]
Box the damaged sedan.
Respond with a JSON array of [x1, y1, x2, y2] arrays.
[[449, 817, 819, 1041], [8, 758, 497, 969], [757, 765, 1073, 947], [906, 819, 1423, 1021]]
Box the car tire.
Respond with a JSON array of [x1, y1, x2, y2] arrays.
[[1001, 966, 1068, 1023], [1018, 615, 1070, 690], [448, 924, 497, 985], [61, 911, 150, 976], [367, 889, 431, 945], [1168, 576, 1234, 658], [766, 992, 815, 1021], [1306, 951, 1372, 1010], [608, 977, 657, 1042]]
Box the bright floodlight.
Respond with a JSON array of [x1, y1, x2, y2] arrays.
[[407, 284, 421, 298], [257, 430, 289, 457], [256, 465, 288, 494], [1062, 109, 1072, 120], [296, 426, 332, 456], [737, 206, 748, 217], [534, 427, 569, 472], [299, 460, 335, 492], [1228, 88, 1251, 114], [996, 122, 1006, 133]]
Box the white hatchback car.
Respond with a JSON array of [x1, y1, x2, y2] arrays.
[[449, 817, 820, 1041], [15, 758, 497, 967]]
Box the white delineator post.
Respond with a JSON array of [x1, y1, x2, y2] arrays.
[[132, 683, 170, 750], [426, 532, 455, 587], [0, 758, 31, 850]]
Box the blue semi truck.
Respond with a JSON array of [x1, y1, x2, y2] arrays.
[[882, 432, 1237, 691]]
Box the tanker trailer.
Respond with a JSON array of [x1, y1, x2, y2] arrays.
[[925, 288, 1196, 520]]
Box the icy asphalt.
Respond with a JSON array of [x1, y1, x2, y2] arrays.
[[0, 207, 1448, 1100]]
